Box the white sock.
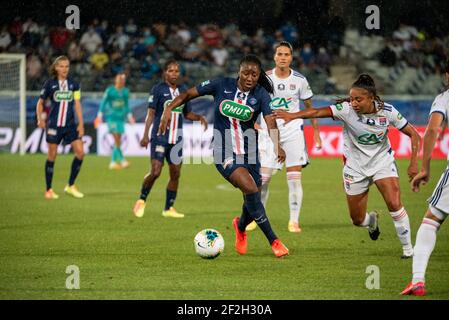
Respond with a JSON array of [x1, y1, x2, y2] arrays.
[[287, 172, 303, 223], [358, 213, 371, 227], [390, 207, 413, 253], [260, 173, 272, 207], [412, 218, 440, 284]]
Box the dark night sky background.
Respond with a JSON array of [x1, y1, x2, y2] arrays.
[[1, 0, 449, 37]]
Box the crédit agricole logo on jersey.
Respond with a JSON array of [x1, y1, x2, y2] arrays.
[[219, 100, 254, 122], [53, 91, 74, 102], [164, 100, 184, 113], [357, 131, 386, 145], [269, 97, 293, 110]]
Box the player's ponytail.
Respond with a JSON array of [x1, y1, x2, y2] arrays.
[[49, 55, 70, 79], [239, 54, 274, 94], [336, 73, 384, 109]]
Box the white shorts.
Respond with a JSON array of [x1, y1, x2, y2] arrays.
[[258, 128, 309, 170], [428, 165, 449, 216], [343, 162, 399, 196]]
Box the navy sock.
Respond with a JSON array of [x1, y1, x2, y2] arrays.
[[140, 185, 151, 201], [238, 203, 253, 231], [244, 192, 277, 244], [68, 157, 83, 186], [165, 189, 177, 210], [45, 160, 55, 191]]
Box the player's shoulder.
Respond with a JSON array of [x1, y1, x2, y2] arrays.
[[151, 81, 166, 93], [42, 78, 56, 88], [382, 102, 394, 112], [266, 69, 274, 76], [67, 77, 80, 88], [291, 69, 307, 80], [433, 89, 449, 104]]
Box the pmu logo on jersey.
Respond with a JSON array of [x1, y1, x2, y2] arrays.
[[357, 132, 385, 145], [53, 91, 73, 102], [269, 97, 293, 110], [164, 100, 184, 113], [219, 100, 254, 122]]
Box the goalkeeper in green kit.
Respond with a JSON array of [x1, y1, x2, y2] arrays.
[[95, 73, 135, 169]]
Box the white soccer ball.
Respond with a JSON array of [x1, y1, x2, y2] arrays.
[[194, 229, 225, 259]]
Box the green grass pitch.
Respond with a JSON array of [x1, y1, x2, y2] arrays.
[[0, 154, 448, 300]]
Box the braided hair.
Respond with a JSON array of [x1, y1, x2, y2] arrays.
[[336, 73, 384, 110], [239, 54, 274, 94]]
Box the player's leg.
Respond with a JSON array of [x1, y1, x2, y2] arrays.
[[115, 121, 129, 168], [286, 165, 303, 233], [403, 170, 449, 295], [44, 143, 59, 199], [343, 167, 379, 239], [162, 163, 184, 218], [246, 166, 273, 231], [64, 137, 85, 198], [229, 167, 288, 257], [283, 131, 308, 232], [374, 177, 413, 257], [133, 158, 163, 217], [109, 132, 122, 169]]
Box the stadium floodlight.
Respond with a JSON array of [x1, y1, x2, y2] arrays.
[[0, 53, 26, 155]]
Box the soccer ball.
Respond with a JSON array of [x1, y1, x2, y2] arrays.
[[194, 229, 225, 259]]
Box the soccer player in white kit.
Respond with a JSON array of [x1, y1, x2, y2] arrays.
[[247, 41, 322, 233], [401, 62, 449, 296], [274, 74, 422, 258]]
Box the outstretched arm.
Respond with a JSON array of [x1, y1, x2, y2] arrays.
[[400, 123, 421, 181], [411, 113, 444, 192], [158, 87, 201, 135], [304, 99, 322, 149], [184, 111, 208, 131], [274, 106, 333, 125]]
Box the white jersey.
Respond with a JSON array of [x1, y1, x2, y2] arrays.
[[260, 68, 313, 140], [430, 89, 449, 161], [329, 101, 408, 176]]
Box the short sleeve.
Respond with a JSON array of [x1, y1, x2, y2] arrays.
[[429, 94, 447, 120], [260, 88, 272, 117], [299, 78, 313, 101], [148, 85, 159, 110], [196, 78, 220, 96], [389, 106, 408, 130], [39, 80, 51, 100], [329, 101, 350, 121]]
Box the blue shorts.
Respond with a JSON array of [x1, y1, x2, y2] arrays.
[[150, 140, 183, 165], [46, 125, 80, 145], [215, 155, 261, 188]]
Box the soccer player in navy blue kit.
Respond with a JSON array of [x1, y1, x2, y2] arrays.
[[36, 56, 85, 199], [133, 59, 208, 218], [158, 55, 289, 258]]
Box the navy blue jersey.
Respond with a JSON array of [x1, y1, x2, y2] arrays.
[[196, 77, 272, 164], [149, 82, 193, 145], [39, 78, 81, 128]]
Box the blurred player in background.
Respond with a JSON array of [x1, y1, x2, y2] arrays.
[[158, 54, 289, 258], [36, 55, 85, 199], [401, 60, 449, 296], [95, 73, 135, 170], [133, 59, 208, 219], [275, 74, 421, 258], [246, 41, 322, 233]]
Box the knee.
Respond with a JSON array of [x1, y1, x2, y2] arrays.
[[386, 200, 402, 212], [76, 152, 85, 160]]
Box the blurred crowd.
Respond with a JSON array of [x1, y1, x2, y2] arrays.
[[0, 17, 447, 95]]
